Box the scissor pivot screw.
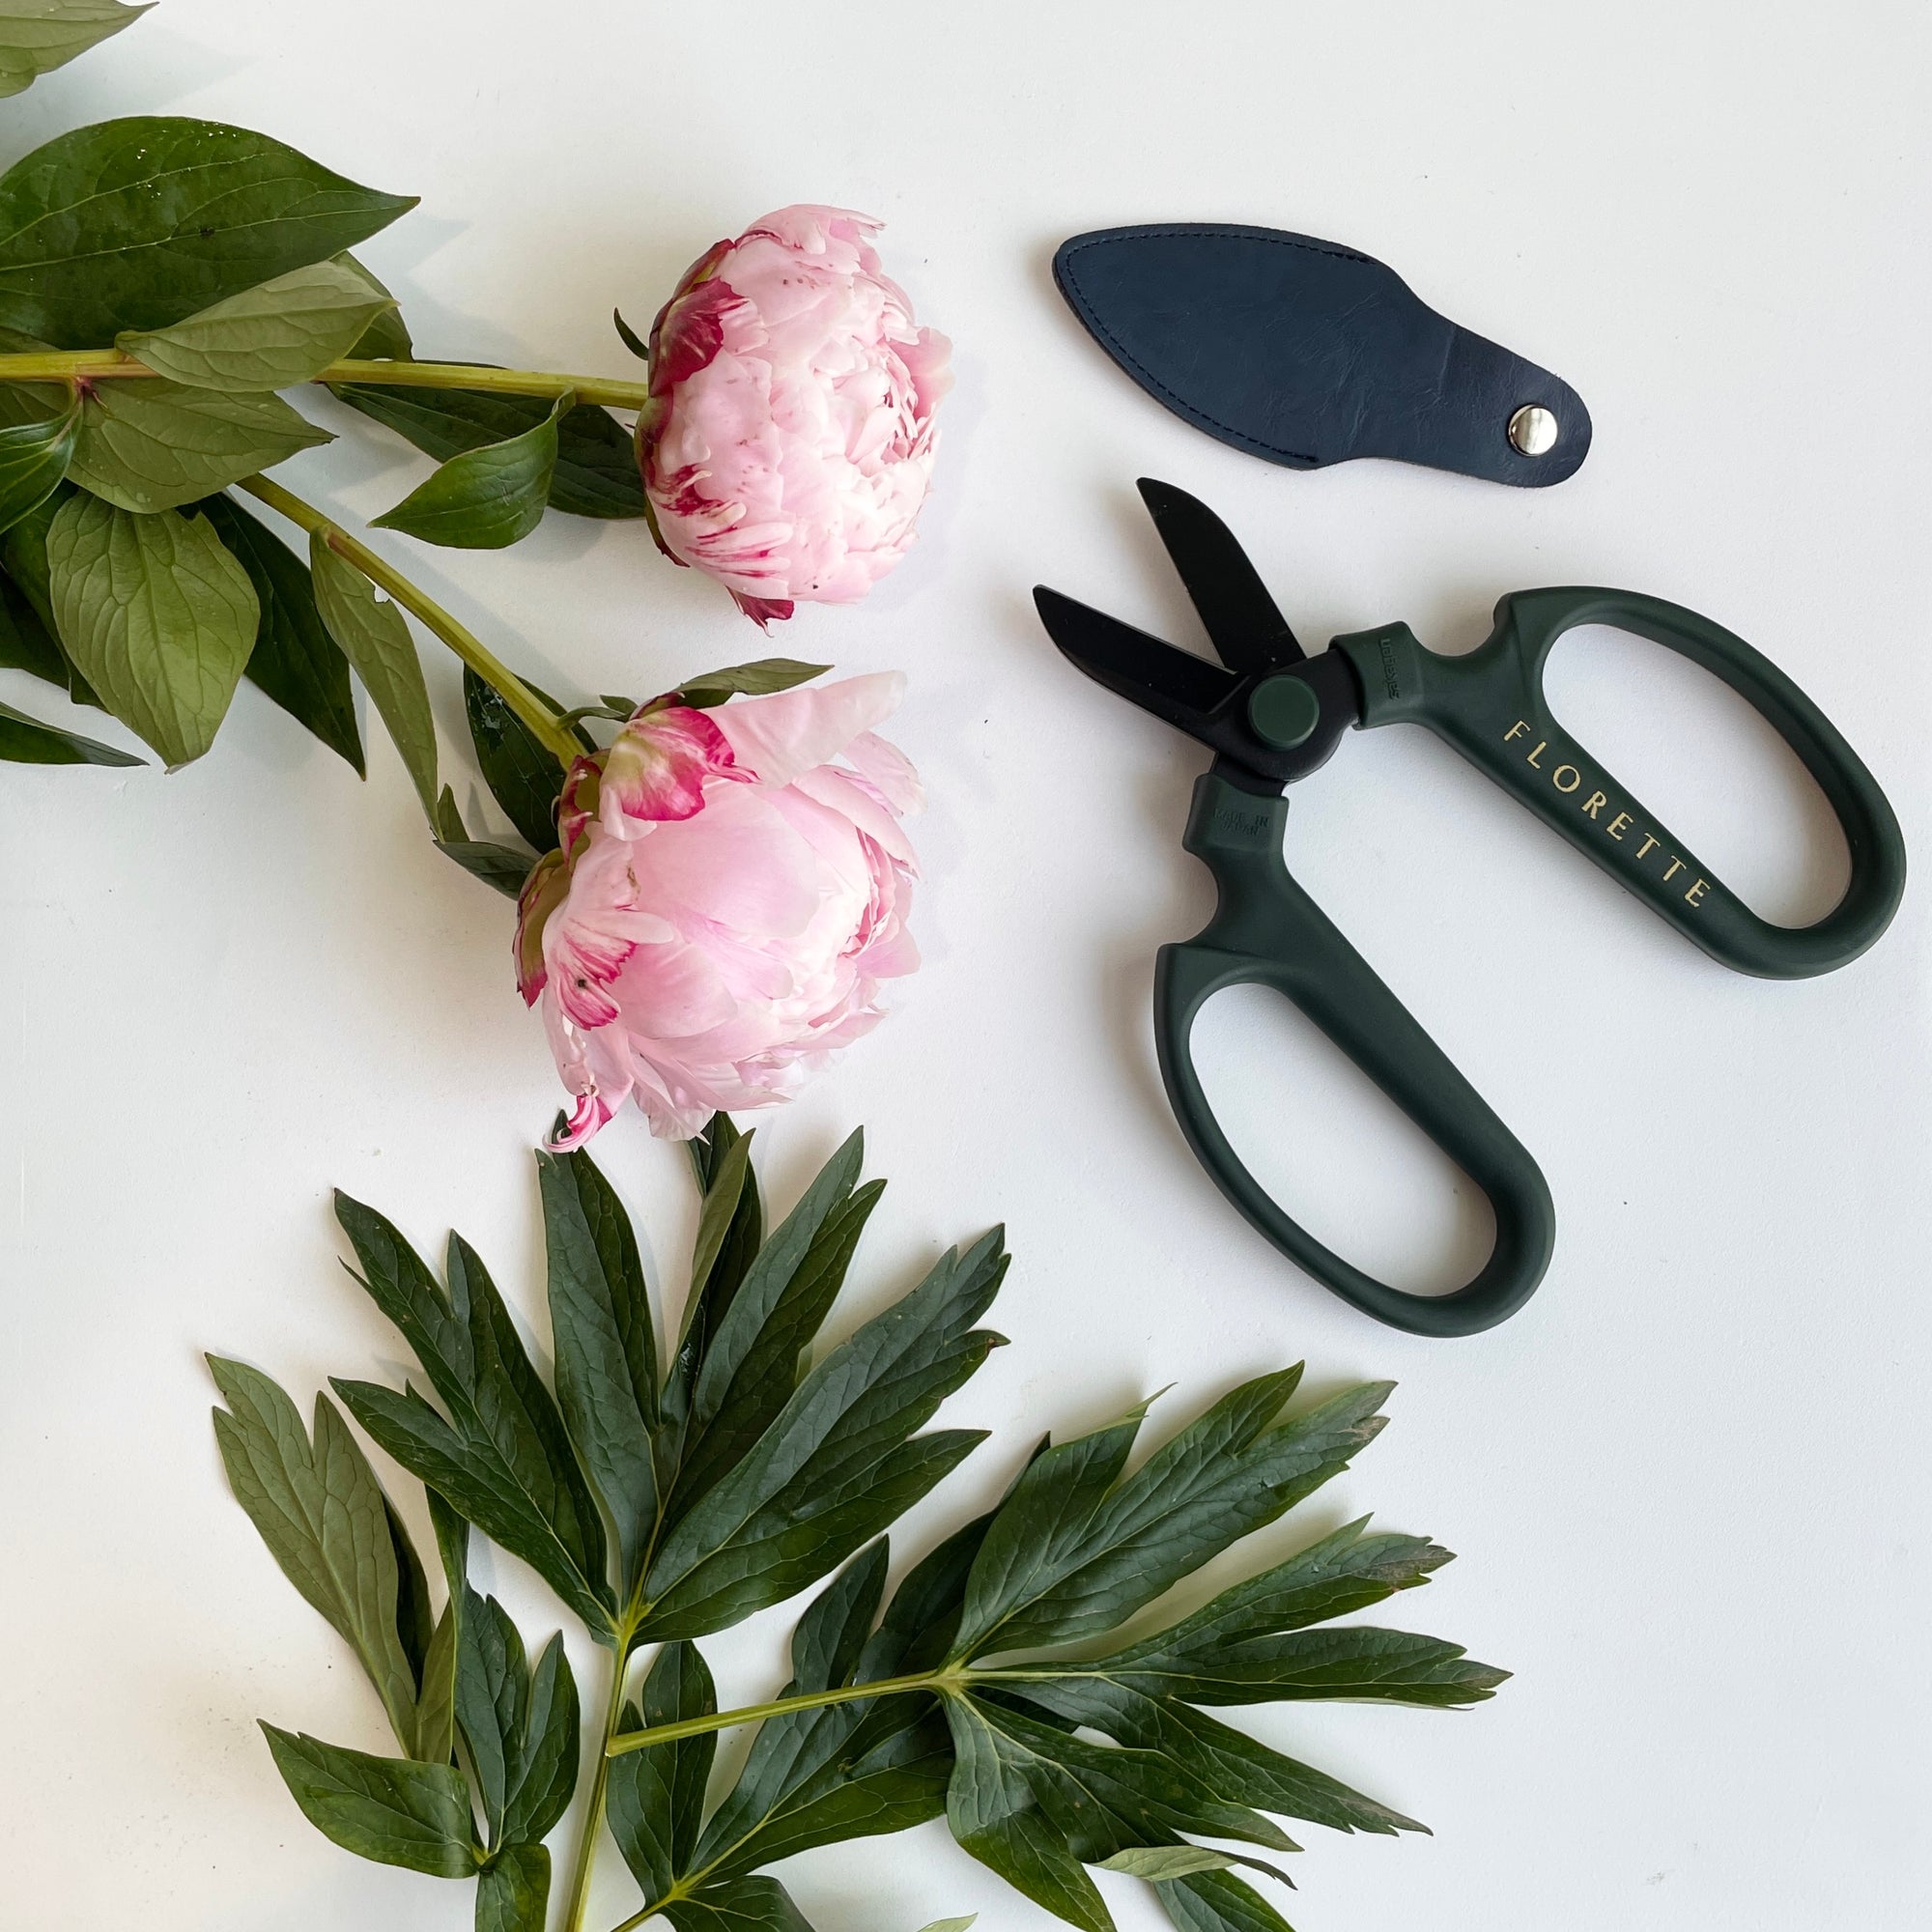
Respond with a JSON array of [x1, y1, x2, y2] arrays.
[[1509, 404, 1559, 456], [1247, 674, 1321, 750]]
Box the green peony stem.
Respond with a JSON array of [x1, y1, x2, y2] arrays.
[[0, 349, 652, 411], [238, 473, 582, 769]]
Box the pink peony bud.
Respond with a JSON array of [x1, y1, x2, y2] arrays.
[[516, 671, 921, 1145], [636, 206, 952, 625]]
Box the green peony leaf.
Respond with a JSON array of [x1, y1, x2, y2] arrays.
[[606, 1642, 718, 1904], [45, 492, 257, 766], [538, 1142, 662, 1594], [949, 1372, 1391, 1661], [70, 380, 329, 513], [660, 1875, 816, 1932], [454, 1591, 579, 1848], [261, 1726, 477, 1877], [465, 665, 571, 853], [0, 0, 148, 98], [1097, 1848, 1243, 1880], [637, 1223, 1006, 1642], [333, 380, 647, 520], [0, 391, 78, 534], [208, 1358, 427, 1754], [612, 307, 651, 362], [349, 287, 413, 363], [660, 1131, 879, 1525], [1153, 1868, 1295, 1932], [475, 1843, 550, 1932], [944, 1693, 1111, 1932], [0, 481, 98, 704], [945, 1694, 1293, 1874], [194, 493, 363, 774], [307, 534, 439, 817], [0, 694, 138, 764], [118, 256, 396, 392], [669, 1117, 765, 1418], [222, 1122, 1502, 1932], [687, 1540, 952, 1884], [371, 393, 568, 550], [329, 1203, 614, 1636], [0, 562, 67, 685], [436, 836, 537, 897], [411, 1601, 459, 1768], [677, 660, 831, 709], [0, 118, 415, 347], [1020, 1660, 1425, 1837]]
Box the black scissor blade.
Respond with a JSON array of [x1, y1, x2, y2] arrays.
[[1034, 585, 1238, 741], [1136, 476, 1303, 670]]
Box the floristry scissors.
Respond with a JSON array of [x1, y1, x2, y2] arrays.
[[1036, 481, 1905, 1337]]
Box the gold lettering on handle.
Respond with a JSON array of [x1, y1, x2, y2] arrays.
[[1494, 720, 1690, 884], [1685, 877, 1710, 907]]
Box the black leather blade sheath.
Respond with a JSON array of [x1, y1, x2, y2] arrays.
[[1054, 222, 1591, 487]]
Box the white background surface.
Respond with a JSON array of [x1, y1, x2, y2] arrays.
[[2, 3, 1928, 1928]]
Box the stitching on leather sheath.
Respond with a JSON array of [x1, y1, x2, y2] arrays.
[[1059, 229, 1378, 466]]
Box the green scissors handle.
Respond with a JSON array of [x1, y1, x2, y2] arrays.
[[1152, 586, 1903, 1335], [1044, 488, 1907, 1335], [1334, 587, 1907, 979], [1156, 776, 1555, 1337]]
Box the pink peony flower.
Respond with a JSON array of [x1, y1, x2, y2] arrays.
[[516, 670, 921, 1145], [636, 205, 952, 625]]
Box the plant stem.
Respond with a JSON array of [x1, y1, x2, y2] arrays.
[[561, 1637, 637, 1932], [0, 349, 652, 412], [236, 473, 582, 769], [605, 1666, 963, 1756], [0, 348, 146, 384], [327, 357, 653, 411]]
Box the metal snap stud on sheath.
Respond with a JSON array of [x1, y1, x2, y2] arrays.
[[1508, 404, 1559, 457]]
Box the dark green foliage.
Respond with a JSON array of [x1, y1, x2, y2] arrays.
[[0, 695, 138, 764], [372, 395, 567, 550], [466, 665, 572, 853], [334, 381, 647, 521], [196, 492, 364, 773], [0, 393, 77, 533], [215, 1121, 1011, 1930], [0, 118, 414, 346], [676, 659, 829, 708], [215, 1122, 1498, 1932]]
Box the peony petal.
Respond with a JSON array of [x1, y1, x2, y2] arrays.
[[551, 1091, 616, 1151], [842, 729, 923, 814], [600, 704, 742, 827], [524, 669, 922, 1142], [742, 205, 882, 255], [513, 847, 571, 1005], [788, 763, 917, 868], [605, 937, 740, 1039], [732, 591, 796, 628], [637, 207, 945, 614], [626, 784, 825, 937], [713, 671, 905, 786]]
